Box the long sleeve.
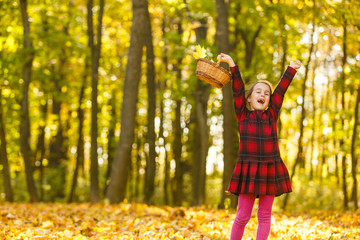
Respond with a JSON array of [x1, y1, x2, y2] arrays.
[[230, 65, 246, 122], [269, 66, 297, 120]]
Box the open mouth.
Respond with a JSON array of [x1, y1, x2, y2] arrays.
[[257, 99, 265, 104]]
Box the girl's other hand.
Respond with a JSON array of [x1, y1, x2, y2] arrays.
[[290, 60, 302, 70], [217, 53, 235, 67]]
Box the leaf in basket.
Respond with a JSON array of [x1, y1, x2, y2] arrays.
[[192, 52, 201, 59], [193, 45, 207, 59]]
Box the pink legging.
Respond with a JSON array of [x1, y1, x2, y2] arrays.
[[230, 194, 275, 240]]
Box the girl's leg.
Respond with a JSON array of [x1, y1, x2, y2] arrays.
[[230, 194, 256, 240], [256, 195, 275, 240]]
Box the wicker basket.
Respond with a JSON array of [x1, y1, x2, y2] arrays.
[[196, 58, 232, 88]]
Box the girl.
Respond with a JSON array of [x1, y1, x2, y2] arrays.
[[217, 53, 301, 240]]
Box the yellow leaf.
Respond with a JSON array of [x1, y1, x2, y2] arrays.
[[63, 230, 73, 238], [193, 45, 207, 59], [73, 234, 88, 240], [192, 52, 200, 59], [42, 220, 54, 228]]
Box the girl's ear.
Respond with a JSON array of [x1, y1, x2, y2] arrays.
[[247, 97, 251, 103]]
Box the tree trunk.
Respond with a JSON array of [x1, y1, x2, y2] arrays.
[[0, 89, 13, 202], [297, 26, 315, 169], [104, 89, 116, 195], [144, 6, 156, 204], [68, 73, 86, 203], [239, 26, 262, 72], [182, 0, 210, 206], [161, 99, 170, 205], [215, 0, 238, 209], [35, 99, 47, 201], [234, 2, 261, 82], [350, 81, 360, 210], [191, 22, 209, 206], [160, 17, 170, 205], [41, 6, 71, 201], [340, 19, 348, 210], [106, 0, 147, 203], [19, 0, 38, 202], [173, 100, 183, 206], [87, 0, 105, 202], [168, 22, 186, 206], [318, 81, 327, 183], [134, 129, 142, 201], [48, 78, 65, 167], [332, 91, 340, 185], [192, 83, 210, 206], [309, 61, 318, 180]]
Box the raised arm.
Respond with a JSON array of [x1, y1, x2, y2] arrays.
[[269, 60, 301, 119], [218, 53, 246, 121], [230, 65, 247, 121]]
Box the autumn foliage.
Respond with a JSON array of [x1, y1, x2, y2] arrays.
[[1, 202, 359, 239]]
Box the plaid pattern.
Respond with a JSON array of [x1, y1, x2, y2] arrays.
[[227, 65, 297, 197]]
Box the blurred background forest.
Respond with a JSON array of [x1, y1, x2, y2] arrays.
[[0, 0, 359, 212]]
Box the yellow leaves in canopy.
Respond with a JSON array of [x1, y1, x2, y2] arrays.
[[344, 65, 351, 74]]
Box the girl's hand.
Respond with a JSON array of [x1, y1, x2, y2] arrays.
[[217, 53, 235, 67], [290, 60, 302, 70]]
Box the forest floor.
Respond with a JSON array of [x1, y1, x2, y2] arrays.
[[0, 202, 359, 239]]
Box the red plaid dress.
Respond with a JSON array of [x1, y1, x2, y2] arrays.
[[227, 65, 296, 197]]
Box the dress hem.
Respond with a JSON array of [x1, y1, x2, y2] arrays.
[[226, 190, 292, 198]]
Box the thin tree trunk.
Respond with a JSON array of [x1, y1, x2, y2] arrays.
[[340, 19, 349, 210], [324, 81, 331, 179], [88, 0, 105, 202], [193, 84, 209, 206], [319, 82, 327, 183], [239, 26, 262, 72], [233, 2, 261, 82], [215, 0, 238, 209], [106, 0, 147, 203], [160, 17, 169, 205], [42, 6, 71, 201], [192, 21, 209, 206], [161, 105, 169, 205], [19, 0, 38, 202], [173, 100, 183, 206], [182, 0, 210, 206], [171, 22, 185, 206], [38, 8, 61, 201], [134, 130, 142, 201], [68, 74, 86, 203], [332, 90, 340, 185], [0, 89, 13, 202], [309, 61, 317, 180], [350, 85, 360, 209], [144, 6, 156, 204], [35, 99, 47, 201], [104, 89, 116, 195]]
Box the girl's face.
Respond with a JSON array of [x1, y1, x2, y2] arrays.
[[247, 83, 271, 111]]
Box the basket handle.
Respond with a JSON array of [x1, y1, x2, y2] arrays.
[[216, 59, 230, 73]]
